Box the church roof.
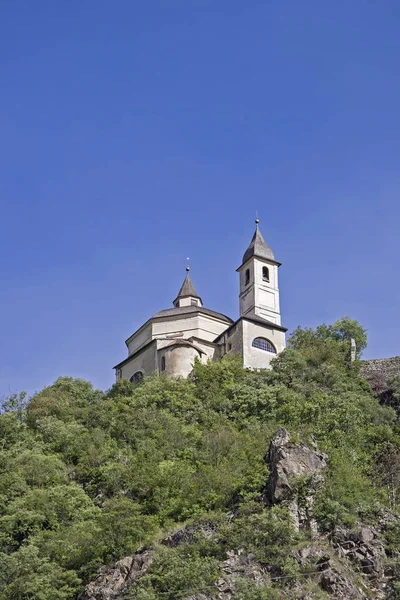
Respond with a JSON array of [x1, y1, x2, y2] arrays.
[[153, 305, 233, 323], [173, 270, 203, 305], [213, 312, 287, 343], [176, 272, 199, 298], [242, 222, 275, 265]]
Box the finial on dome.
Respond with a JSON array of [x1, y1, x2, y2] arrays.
[[186, 257, 190, 272]]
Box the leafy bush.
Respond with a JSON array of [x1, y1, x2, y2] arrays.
[[221, 503, 299, 565], [132, 545, 220, 599]]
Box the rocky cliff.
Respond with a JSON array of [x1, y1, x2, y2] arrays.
[[82, 430, 398, 600]]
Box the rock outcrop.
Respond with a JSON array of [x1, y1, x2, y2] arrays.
[[331, 526, 387, 594], [264, 427, 328, 531], [319, 564, 365, 599], [80, 551, 153, 600], [81, 430, 396, 600], [162, 521, 219, 548]]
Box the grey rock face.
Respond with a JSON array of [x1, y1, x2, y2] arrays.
[[332, 526, 385, 583], [80, 551, 153, 600], [162, 521, 219, 548], [264, 427, 328, 531], [320, 567, 363, 599]]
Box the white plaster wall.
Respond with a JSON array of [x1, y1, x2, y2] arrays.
[[156, 337, 214, 363], [152, 314, 228, 343], [120, 343, 158, 381], [218, 321, 244, 359], [242, 320, 286, 370], [253, 258, 281, 325], [177, 297, 201, 307], [241, 287, 254, 315], [198, 315, 229, 340], [153, 316, 199, 339], [188, 339, 216, 362], [127, 323, 152, 355], [120, 312, 230, 379], [158, 345, 200, 378], [258, 310, 277, 323], [239, 261, 254, 316], [239, 257, 281, 325]]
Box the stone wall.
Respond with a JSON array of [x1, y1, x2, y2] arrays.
[[361, 356, 400, 380]]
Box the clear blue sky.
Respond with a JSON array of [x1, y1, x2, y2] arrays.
[[1, 1, 399, 397]]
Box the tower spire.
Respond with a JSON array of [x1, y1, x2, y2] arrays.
[[173, 260, 203, 308], [240, 218, 275, 266]]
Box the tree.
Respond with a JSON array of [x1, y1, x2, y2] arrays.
[[288, 317, 367, 358], [328, 317, 367, 356]]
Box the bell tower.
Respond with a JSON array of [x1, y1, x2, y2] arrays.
[[237, 218, 282, 325]]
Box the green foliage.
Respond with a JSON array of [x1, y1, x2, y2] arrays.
[[387, 375, 400, 415], [27, 377, 103, 427], [388, 375, 400, 398], [234, 579, 282, 599], [0, 317, 397, 598], [133, 545, 220, 599], [288, 316, 367, 357], [0, 392, 27, 423], [221, 503, 299, 565], [384, 520, 400, 555], [98, 497, 158, 559], [0, 545, 81, 600]]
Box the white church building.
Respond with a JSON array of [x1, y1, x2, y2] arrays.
[[114, 220, 287, 382]]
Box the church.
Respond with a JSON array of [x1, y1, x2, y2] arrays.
[[114, 219, 287, 382]]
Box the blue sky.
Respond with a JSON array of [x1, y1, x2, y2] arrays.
[[1, 1, 399, 396]]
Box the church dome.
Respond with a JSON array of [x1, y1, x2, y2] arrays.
[[242, 223, 275, 264]]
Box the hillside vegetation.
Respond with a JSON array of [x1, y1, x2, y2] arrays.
[[0, 319, 399, 599]]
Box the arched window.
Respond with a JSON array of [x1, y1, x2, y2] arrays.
[[161, 356, 166, 372], [262, 266, 270, 282], [245, 269, 250, 286], [130, 371, 143, 384], [252, 337, 276, 353]]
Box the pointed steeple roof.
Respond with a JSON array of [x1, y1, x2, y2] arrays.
[[242, 218, 275, 264], [173, 265, 203, 307], [176, 271, 199, 298]]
